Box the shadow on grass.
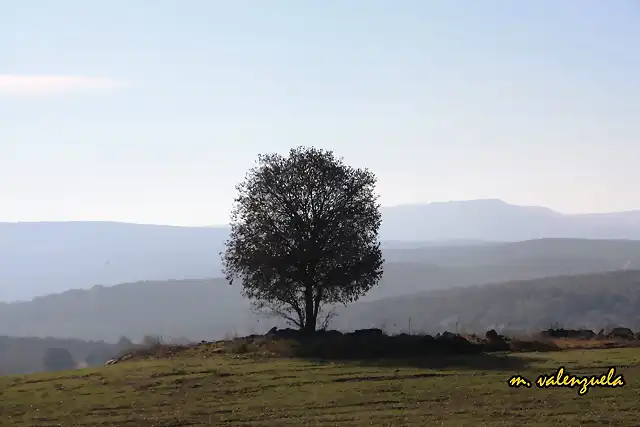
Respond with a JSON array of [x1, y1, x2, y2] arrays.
[[343, 352, 533, 371], [293, 351, 533, 371], [216, 331, 552, 372], [118, 330, 550, 373]]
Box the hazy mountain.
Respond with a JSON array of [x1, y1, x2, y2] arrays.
[[4, 270, 638, 376], [381, 238, 640, 268], [380, 239, 495, 249], [3, 199, 640, 301], [337, 270, 640, 334], [0, 335, 124, 376], [0, 222, 230, 301], [379, 199, 640, 241], [2, 238, 640, 342]]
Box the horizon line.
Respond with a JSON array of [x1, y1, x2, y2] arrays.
[[2, 198, 640, 227]]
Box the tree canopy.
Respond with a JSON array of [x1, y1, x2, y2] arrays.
[[222, 146, 384, 333]]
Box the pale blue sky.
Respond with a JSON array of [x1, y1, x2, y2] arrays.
[[2, 1, 639, 226]]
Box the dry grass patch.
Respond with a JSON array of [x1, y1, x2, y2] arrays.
[[550, 338, 640, 350]]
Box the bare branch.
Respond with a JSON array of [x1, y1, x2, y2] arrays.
[[318, 306, 338, 331], [251, 301, 303, 329]]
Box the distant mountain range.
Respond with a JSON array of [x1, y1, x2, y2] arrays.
[[379, 199, 640, 241], [3, 269, 639, 376], [2, 265, 640, 343], [3, 199, 640, 301], [2, 239, 640, 342]]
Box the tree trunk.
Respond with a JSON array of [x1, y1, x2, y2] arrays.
[[303, 285, 316, 334]]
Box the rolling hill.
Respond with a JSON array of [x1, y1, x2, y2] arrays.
[[2, 246, 640, 342], [4, 198, 640, 301], [337, 270, 640, 334]]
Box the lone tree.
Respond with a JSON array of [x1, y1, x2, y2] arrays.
[[222, 146, 384, 334]]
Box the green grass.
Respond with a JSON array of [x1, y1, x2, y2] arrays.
[[1, 348, 640, 426]]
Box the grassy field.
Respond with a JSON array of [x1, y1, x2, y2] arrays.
[[1, 347, 639, 426]]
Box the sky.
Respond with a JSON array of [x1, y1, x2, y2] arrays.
[[1, 1, 639, 226]]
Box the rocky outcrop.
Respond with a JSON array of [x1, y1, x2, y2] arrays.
[[103, 353, 132, 366], [484, 329, 509, 351], [539, 328, 596, 339], [608, 327, 635, 340]]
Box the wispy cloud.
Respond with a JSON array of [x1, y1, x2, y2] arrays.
[[0, 75, 127, 96]]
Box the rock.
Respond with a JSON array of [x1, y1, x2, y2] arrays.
[[437, 331, 458, 341], [353, 328, 384, 337], [245, 334, 263, 341], [608, 327, 635, 340], [484, 329, 509, 351], [432, 332, 482, 354], [539, 328, 596, 339], [576, 329, 596, 339], [272, 328, 299, 339], [485, 329, 500, 341], [267, 326, 278, 335], [315, 329, 343, 339]]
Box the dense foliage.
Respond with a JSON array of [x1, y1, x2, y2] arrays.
[[222, 147, 384, 332]]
